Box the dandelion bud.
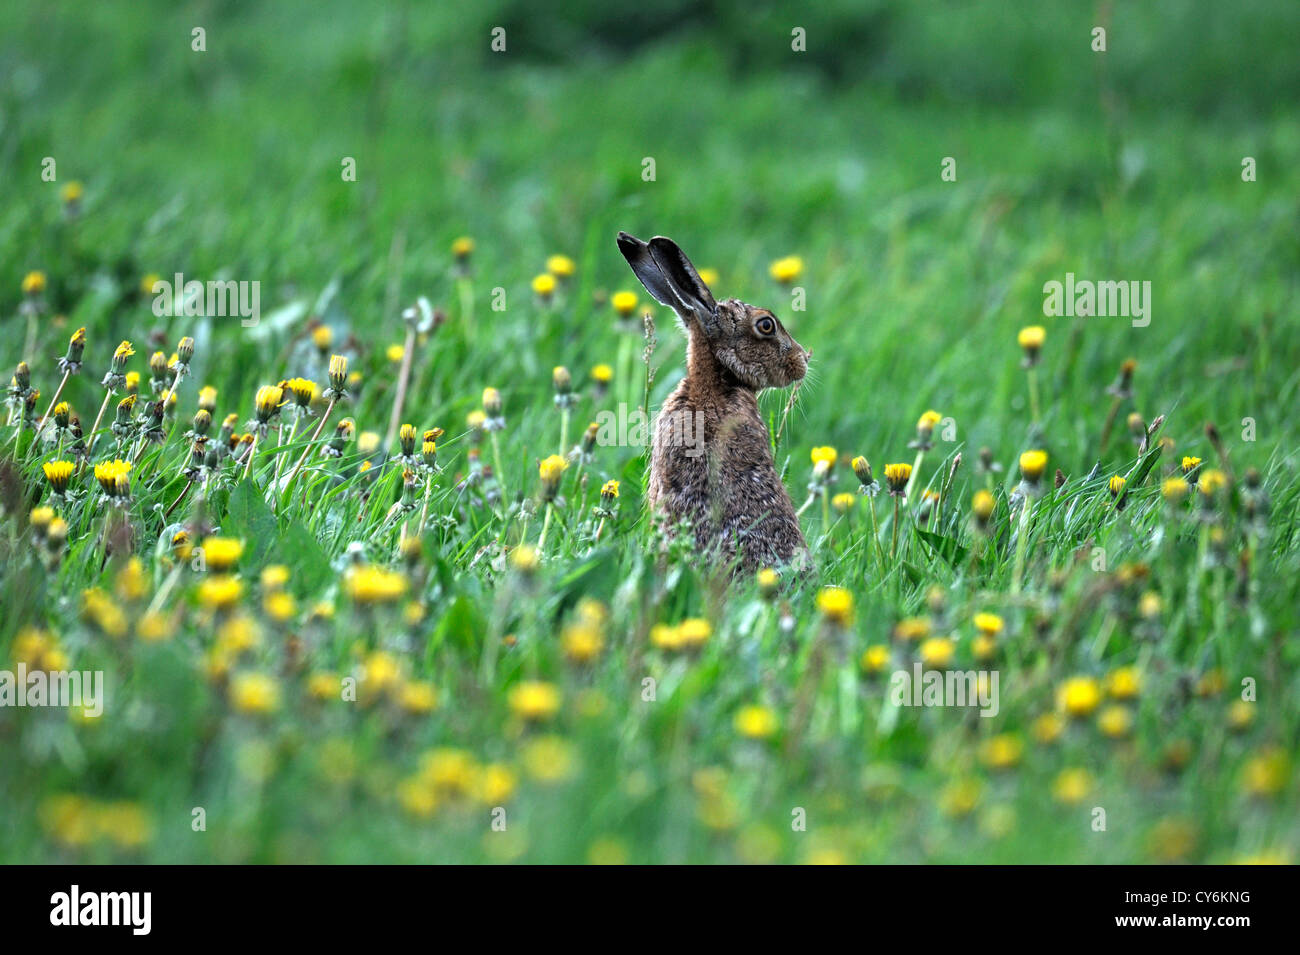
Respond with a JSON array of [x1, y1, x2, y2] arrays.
[[483, 387, 502, 417], [43, 460, 75, 496], [254, 385, 283, 423], [582, 421, 599, 456], [851, 455, 872, 485], [913, 409, 942, 448], [177, 336, 195, 365], [23, 389, 39, 421], [53, 402, 71, 429], [1244, 467, 1261, 490], [511, 544, 539, 575], [1017, 325, 1045, 366], [612, 291, 638, 318], [756, 567, 779, 600], [124, 371, 141, 395], [1108, 475, 1126, 499], [1018, 450, 1048, 484], [422, 437, 438, 468], [327, 354, 348, 397], [60, 327, 87, 373], [532, 273, 557, 300], [972, 490, 995, 526], [1127, 413, 1146, 440], [1181, 456, 1202, 484], [22, 270, 47, 296], [326, 418, 354, 457], [311, 325, 333, 353], [600, 479, 619, 507], [149, 350, 169, 381], [1107, 358, 1137, 398], [452, 236, 475, 261], [47, 517, 68, 549], [399, 423, 418, 457], [191, 409, 212, 436], [884, 462, 912, 496], [552, 365, 572, 395], [115, 394, 137, 422], [466, 409, 487, 444], [538, 453, 568, 502], [14, 361, 30, 390]]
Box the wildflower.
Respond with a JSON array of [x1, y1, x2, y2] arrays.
[[1107, 358, 1137, 399], [510, 544, 539, 574], [1105, 666, 1141, 700], [678, 618, 712, 650], [283, 377, 316, 410], [1107, 475, 1126, 502], [93, 459, 132, 498], [851, 456, 879, 496], [909, 409, 943, 450], [230, 672, 280, 714], [883, 462, 912, 496], [1162, 476, 1190, 503], [386, 344, 405, 363], [734, 704, 779, 739], [1057, 675, 1102, 718], [971, 489, 995, 528], [816, 586, 854, 625], [196, 575, 243, 610], [398, 681, 439, 714], [1052, 768, 1093, 805], [1018, 450, 1048, 485], [56, 327, 87, 375], [939, 778, 982, 817], [1097, 705, 1133, 738], [43, 460, 75, 496], [476, 764, 518, 805], [562, 620, 605, 663], [252, 384, 283, 426], [650, 623, 684, 652], [482, 386, 503, 422], [1181, 456, 1202, 484], [1226, 700, 1255, 732], [611, 291, 638, 317], [325, 418, 354, 457], [201, 537, 244, 573], [1240, 747, 1288, 799], [451, 236, 475, 260], [860, 645, 890, 674], [22, 270, 46, 296], [1198, 468, 1227, 497], [508, 681, 561, 722], [345, 566, 409, 604], [308, 672, 340, 701], [532, 273, 557, 299], [325, 354, 349, 400], [973, 613, 1003, 637], [538, 453, 568, 502], [979, 734, 1024, 770], [919, 636, 955, 669], [398, 423, 418, 459], [52, 402, 70, 429], [831, 492, 856, 514], [521, 735, 577, 782], [1032, 712, 1066, 744], [546, 254, 576, 278], [893, 617, 931, 642], [1017, 325, 1045, 366], [769, 256, 803, 284], [101, 341, 135, 391], [360, 651, 403, 698]]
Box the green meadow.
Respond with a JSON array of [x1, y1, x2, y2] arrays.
[[0, 2, 1297, 862]]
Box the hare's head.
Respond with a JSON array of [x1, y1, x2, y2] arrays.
[[617, 232, 808, 391]]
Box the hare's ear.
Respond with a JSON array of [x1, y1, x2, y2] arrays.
[[617, 232, 717, 330], [647, 236, 717, 318]]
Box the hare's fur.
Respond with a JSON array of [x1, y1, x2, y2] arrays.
[[617, 232, 808, 573]]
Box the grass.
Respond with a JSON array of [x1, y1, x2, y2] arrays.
[[0, 3, 1297, 863]]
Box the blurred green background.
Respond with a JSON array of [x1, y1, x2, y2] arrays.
[[1, 1, 1297, 863]]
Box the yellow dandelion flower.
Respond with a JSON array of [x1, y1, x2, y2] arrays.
[[1019, 450, 1048, 483], [734, 704, 779, 739], [816, 586, 854, 625], [230, 672, 280, 714], [509, 681, 561, 722], [769, 256, 803, 283], [1052, 768, 1093, 804], [532, 273, 557, 297], [919, 636, 955, 669], [611, 291, 639, 316], [546, 254, 575, 278], [1058, 675, 1103, 718]]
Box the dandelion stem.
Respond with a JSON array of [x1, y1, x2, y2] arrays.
[[164, 478, 193, 520], [1010, 496, 1032, 595], [537, 502, 554, 553], [37, 370, 71, 430], [242, 433, 260, 479], [866, 496, 885, 575], [86, 389, 115, 458], [384, 326, 417, 452], [284, 398, 336, 491], [890, 497, 901, 560], [1027, 367, 1042, 427]]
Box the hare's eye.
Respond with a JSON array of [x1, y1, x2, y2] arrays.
[[755, 316, 776, 336]]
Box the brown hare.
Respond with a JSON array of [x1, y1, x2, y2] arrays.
[[616, 232, 809, 574]]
